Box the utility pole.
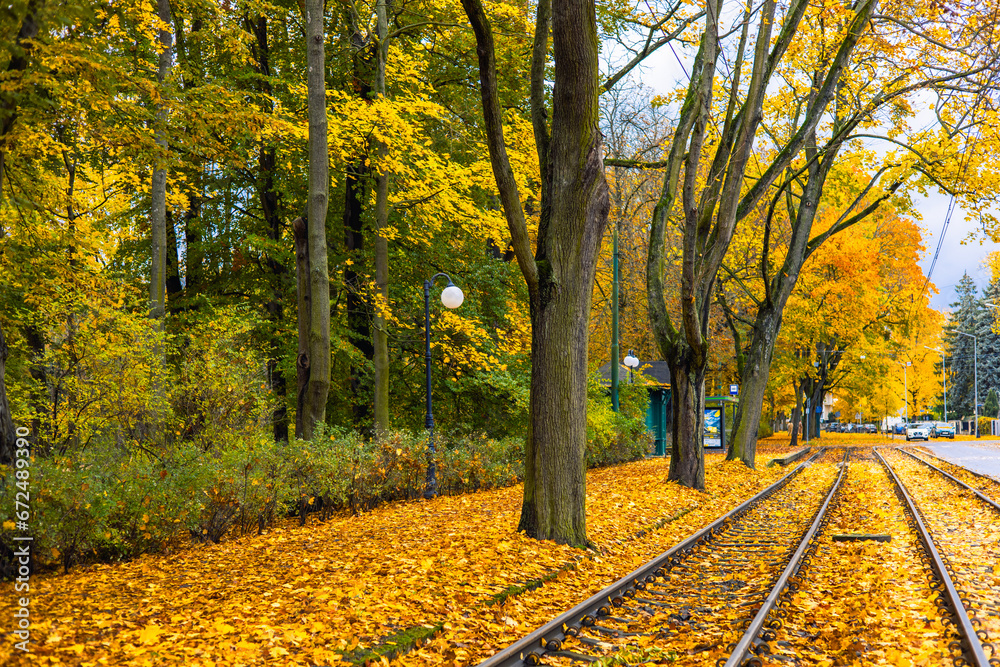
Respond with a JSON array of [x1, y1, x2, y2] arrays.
[[610, 224, 620, 411]]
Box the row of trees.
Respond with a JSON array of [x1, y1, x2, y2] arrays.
[[2, 0, 1000, 548]]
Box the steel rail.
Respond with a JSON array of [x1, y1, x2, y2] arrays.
[[875, 448, 990, 667], [721, 452, 848, 667], [898, 447, 1000, 512], [475, 448, 828, 667], [914, 446, 1000, 483]]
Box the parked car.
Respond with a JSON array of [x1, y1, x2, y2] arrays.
[[931, 422, 956, 439], [864, 423, 877, 434], [905, 422, 930, 441]]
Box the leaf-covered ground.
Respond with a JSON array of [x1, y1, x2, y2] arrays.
[[8, 445, 999, 666], [1, 452, 789, 666], [770, 458, 962, 666]]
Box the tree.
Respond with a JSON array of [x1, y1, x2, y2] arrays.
[[646, 0, 878, 489], [974, 279, 1000, 415], [986, 388, 999, 420], [296, 0, 331, 440], [718, 0, 1000, 466], [460, 0, 610, 545], [945, 273, 978, 418]]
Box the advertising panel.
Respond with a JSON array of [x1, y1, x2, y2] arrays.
[[704, 408, 723, 448]]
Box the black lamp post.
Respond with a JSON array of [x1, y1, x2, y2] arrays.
[[423, 272, 464, 499]]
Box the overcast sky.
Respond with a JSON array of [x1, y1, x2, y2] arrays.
[[917, 194, 999, 312]]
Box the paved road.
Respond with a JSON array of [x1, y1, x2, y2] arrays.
[[924, 442, 1000, 478]]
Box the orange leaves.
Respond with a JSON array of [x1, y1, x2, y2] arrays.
[[0, 454, 782, 666]]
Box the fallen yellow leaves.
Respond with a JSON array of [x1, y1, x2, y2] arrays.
[[768, 458, 962, 665], [0, 453, 784, 666]]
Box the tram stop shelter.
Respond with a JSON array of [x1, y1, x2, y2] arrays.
[[704, 395, 739, 451], [597, 360, 672, 456]]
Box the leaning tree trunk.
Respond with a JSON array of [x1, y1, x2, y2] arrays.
[[727, 306, 783, 465]]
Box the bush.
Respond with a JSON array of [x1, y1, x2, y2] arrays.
[[757, 421, 774, 439], [5, 400, 649, 573], [585, 371, 653, 467]]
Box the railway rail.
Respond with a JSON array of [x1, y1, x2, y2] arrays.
[[883, 447, 1000, 664], [906, 446, 1000, 504], [476, 447, 995, 666]]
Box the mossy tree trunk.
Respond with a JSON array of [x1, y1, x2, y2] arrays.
[[462, 0, 609, 546]]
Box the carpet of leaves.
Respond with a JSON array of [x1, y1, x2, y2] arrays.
[[768, 456, 963, 666], [885, 449, 1000, 653], [0, 453, 791, 666]]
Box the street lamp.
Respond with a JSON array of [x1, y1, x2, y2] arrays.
[[623, 350, 639, 384], [423, 273, 464, 499], [924, 345, 946, 421], [955, 330, 978, 438]]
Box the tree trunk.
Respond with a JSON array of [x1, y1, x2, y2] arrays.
[[727, 306, 782, 466], [462, 0, 609, 546], [0, 321, 16, 466], [302, 0, 330, 439], [343, 13, 374, 428], [667, 353, 706, 490], [344, 163, 373, 426], [165, 210, 183, 308], [248, 14, 290, 443], [518, 269, 600, 545], [372, 0, 390, 433], [150, 0, 173, 325], [789, 381, 803, 449], [293, 216, 311, 439]]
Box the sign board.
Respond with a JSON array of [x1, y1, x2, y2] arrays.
[[704, 408, 723, 448], [729, 384, 738, 396]]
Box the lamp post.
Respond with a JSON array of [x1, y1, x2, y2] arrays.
[[955, 330, 978, 438], [610, 224, 621, 411], [903, 360, 911, 423], [423, 273, 464, 499], [924, 345, 946, 421], [623, 350, 639, 384]]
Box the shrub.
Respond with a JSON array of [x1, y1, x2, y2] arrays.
[[757, 421, 774, 439], [585, 371, 653, 467]]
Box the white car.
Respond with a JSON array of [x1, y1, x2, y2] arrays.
[[905, 423, 930, 441]]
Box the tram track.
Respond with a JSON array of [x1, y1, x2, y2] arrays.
[[761, 448, 967, 665], [881, 447, 1000, 664], [476, 447, 996, 666], [477, 449, 846, 666], [908, 446, 1000, 505]]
